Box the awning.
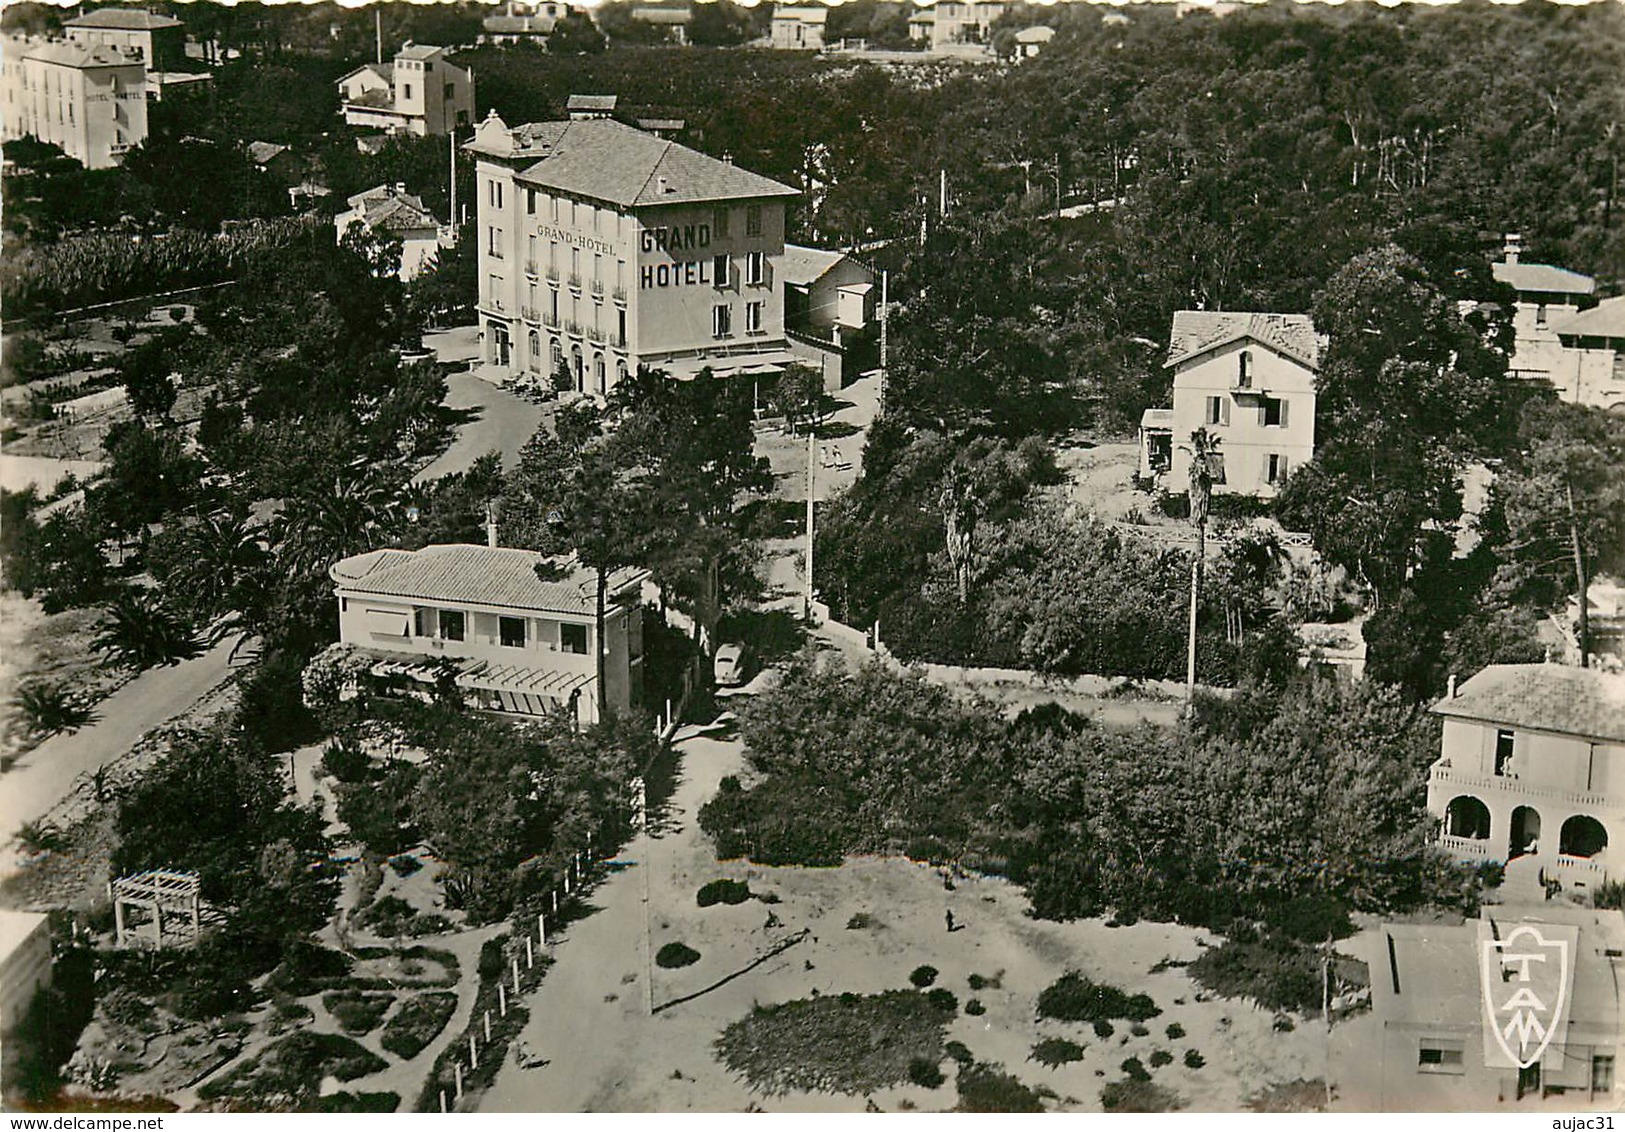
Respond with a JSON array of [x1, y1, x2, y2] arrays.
[[365, 608, 412, 637], [659, 350, 799, 380]]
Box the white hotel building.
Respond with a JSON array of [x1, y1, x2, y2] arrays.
[[467, 111, 801, 394]]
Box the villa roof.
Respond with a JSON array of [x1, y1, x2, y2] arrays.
[[247, 141, 289, 166], [23, 40, 141, 68], [331, 544, 648, 617], [780, 243, 847, 287], [567, 93, 618, 113], [1553, 295, 1625, 341], [1431, 663, 1625, 743], [774, 6, 830, 23], [1492, 260, 1596, 297], [64, 7, 181, 30], [1015, 25, 1055, 41], [397, 42, 446, 61], [1140, 407, 1174, 429], [337, 61, 393, 86], [478, 117, 796, 209], [484, 14, 553, 33], [631, 7, 692, 23], [1165, 310, 1322, 371]]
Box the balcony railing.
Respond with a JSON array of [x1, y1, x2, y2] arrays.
[[611, 333, 627, 350], [589, 280, 605, 298], [545, 266, 561, 283], [1428, 762, 1616, 810], [543, 313, 561, 330], [587, 327, 606, 344], [524, 260, 539, 277], [1437, 833, 1493, 859], [612, 286, 628, 305], [520, 306, 540, 323], [1552, 854, 1606, 877], [567, 273, 583, 293], [485, 297, 506, 313], [564, 320, 582, 337]]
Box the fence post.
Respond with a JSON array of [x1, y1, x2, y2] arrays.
[[526, 935, 534, 969], [499, 983, 507, 1016], [440, 1089, 447, 1113], [552, 890, 559, 914], [484, 1010, 492, 1042], [470, 1033, 479, 1070], [512, 957, 522, 995], [454, 1062, 464, 1097], [539, 912, 547, 946]]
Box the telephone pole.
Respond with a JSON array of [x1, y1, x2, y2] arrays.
[[878, 268, 888, 415]]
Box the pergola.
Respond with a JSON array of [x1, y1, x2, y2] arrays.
[[110, 869, 202, 950]]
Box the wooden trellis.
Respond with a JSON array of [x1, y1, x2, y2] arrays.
[[110, 869, 202, 950]]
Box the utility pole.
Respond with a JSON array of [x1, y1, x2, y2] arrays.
[[1186, 557, 1198, 702], [1568, 480, 1590, 668], [878, 268, 888, 415], [448, 126, 457, 241], [939, 168, 948, 216], [375, 8, 382, 65], [805, 400, 817, 623]]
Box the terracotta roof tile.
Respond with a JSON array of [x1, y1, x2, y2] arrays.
[[1165, 310, 1322, 370], [1432, 663, 1625, 743], [331, 543, 648, 617]]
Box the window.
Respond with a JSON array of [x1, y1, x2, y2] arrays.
[[1262, 397, 1285, 427], [526, 189, 536, 215], [618, 309, 627, 344], [1205, 396, 1229, 426], [487, 275, 502, 306], [746, 301, 763, 334], [746, 204, 763, 237], [713, 206, 730, 239], [1418, 1040, 1465, 1074], [561, 622, 588, 654], [745, 251, 766, 286], [439, 610, 466, 642], [1208, 453, 1227, 485], [1593, 1056, 1615, 1093], [499, 616, 527, 648], [1495, 729, 1516, 777], [712, 304, 732, 338], [1266, 453, 1288, 484], [402, 82, 413, 100], [1237, 350, 1253, 388], [551, 195, 559, 222], [528, 234, 537, 266], [413, 608, 434, 637], [488, 179, 503, 209], [714, 253, 731, 288], [1536, 303, 1548, 328], [488, 227, 503, 257]]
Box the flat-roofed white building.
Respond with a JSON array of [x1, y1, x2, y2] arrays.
[[771, 6, 828, 50], [337, 43, 474, 137]]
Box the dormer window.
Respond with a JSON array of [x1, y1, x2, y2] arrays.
[[1237, 349, 1253, 389]]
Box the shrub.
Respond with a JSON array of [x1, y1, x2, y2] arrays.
[[955, 1062, 1046, 1113], [312, 1092, 399, 1113], [925, 988, 958, 1014], [1188, 933, 1322, 1015], [965, 999, 986, 1016], [1262, 895, 1353, 943], [1149, 1049, 1173, 1068], [322, 992, 393, 1035], [1166, 1022, 1185, 1040], [944, 1040, 974, 1066], [265, 939, 353, 997], [1030, 1037, 1086, 1068], [321, 739, 372, 784], [1037, 973, 1160, 1023], [478, 938, 507, 980], [1120, 1057, 1150, 1082], [907, 1057, 945, 1088], [909, 965, 939, 988], [199, 1031, 388, 1103], [1130, 1023, 1150, 1037], [846, 912, 875, 930], [1184, 1048, 1205, 1069], [656, 942, 701, 969], [380, 992, 458, 1060], [696, 878, 752, 907], [389, 854, 423, 878], [967, 973, 995, 991], [1093, 1020, 1115, 1039], [13, 683, 94, 740], [1102, 1078, 1185, 1112], [1595, 878, 1625, 911]]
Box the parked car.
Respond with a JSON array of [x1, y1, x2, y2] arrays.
[[713, 642, 750, 687]]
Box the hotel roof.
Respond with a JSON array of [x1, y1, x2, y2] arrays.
[[22, 40, 142, 68], [472, 115, 797, 209], [332, 544, 647, 618], [1553, 294, 1625, 341], [1165, 310, 1322, 371], [64, 7, 181, 30], [1432, 663, 1625, 744], [1492, 259, 1596, 297]]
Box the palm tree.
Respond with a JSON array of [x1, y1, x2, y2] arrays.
[[93, 587, 204, 671], [274, 465, 403, 580], [1184, 428, 1220, 697], [161, 510, 273, 640]]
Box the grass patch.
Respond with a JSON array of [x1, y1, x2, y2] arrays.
[[199, 1032, 387, 1106], [696, 879, 752, 907], [311, 1092, 399, 1113], [714, 990, 951, 1095], [321, 992, 393, 1036], [1102, 1079, 1185, 1112], [379, 992, 457, 1060], [909, 965, 939, 988], [1030, 1037, 1086, 1068], [1245, 1079, 1330, 1112], [1036, 972, 1159, 1024], [1189, 933, 1322, 1015], [955, 1062, 1047, 1112], [656, 942, 701, 969]]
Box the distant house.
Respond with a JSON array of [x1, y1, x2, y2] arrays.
[[1549, 295, 1625, 412], [335, 184, 448, 281], [907, 8, 935, 42], [1139, 311, 1320, 497], [0, 36, 148, 169], [0, 911, 52, 1034], [1012, 24, 1054, 58], [1350, 906, 1623, 1110], [1493, 233, 1598, 385], [247, 140, 294, 174], [63, 6, 184, 70], [337, 43, 474, 137], [330, 542, 650, 724], [629, 7, 692, 45], [771, 6, 829, 50], [1427, 663, 1625, 895], [566, 93, 617, 120], [920, 0, 1008, 49], [481, 2, 565, 45], [781, 243, 876, 389]]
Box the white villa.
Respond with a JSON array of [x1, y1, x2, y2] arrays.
[[330, 542, 649, 724], [1428, 663, 1625, 897], [1139, 311, 1321, 497]]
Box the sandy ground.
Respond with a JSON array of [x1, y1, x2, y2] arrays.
[[0, 595, 137, 766], [1053, 441, 1148, 521], [479, 724, 1327, 1113], [0, 454, 106, 494]]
